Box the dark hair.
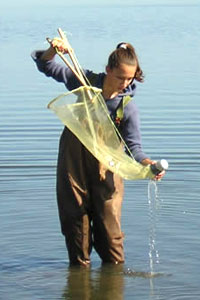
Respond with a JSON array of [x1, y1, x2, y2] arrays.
[[107, 42, 144, 82]]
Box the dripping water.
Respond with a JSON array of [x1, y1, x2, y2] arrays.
[[148, 180, 161, 275]]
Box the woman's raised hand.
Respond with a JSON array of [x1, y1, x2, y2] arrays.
[[47, 37, 69, 54]]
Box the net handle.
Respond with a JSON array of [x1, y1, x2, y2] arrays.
[[47, 28, 87, 87], [58, 28, 86, 83]]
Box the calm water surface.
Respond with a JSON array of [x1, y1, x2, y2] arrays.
[[0, 3, 200, 299]]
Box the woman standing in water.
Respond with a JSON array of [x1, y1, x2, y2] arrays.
[[31, 37, 165, 266]]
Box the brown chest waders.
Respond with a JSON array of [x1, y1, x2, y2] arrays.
[[57, 127, 125, 265]]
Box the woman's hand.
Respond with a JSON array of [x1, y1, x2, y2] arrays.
[[50, 37, 69, 54], [40, 37, 69, 61], [153, 170, 166, 181], [141, 158, 166, 181], [150, 161, 166, 181]]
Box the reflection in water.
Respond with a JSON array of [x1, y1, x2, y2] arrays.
[[61, 264, 170, 300], [62, 264, 124, 300]]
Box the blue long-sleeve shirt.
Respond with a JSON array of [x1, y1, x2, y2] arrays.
[[31, 50, 148, 162]]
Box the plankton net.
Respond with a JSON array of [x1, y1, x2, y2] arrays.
[[47, 29, 154, 180]]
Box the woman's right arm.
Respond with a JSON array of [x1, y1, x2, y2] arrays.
[[31, 44, 80, 90]]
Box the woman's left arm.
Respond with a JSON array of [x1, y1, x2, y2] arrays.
[[122, 102, 165, 180]]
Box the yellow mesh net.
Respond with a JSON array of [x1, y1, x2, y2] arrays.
[[48, 85, 154, 180], [46, 29, 155, 180]]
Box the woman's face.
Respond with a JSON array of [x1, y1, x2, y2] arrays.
[[106, 63, 137, 92]]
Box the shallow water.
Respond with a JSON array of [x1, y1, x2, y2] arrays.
[[1, 3, 200, 299]]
